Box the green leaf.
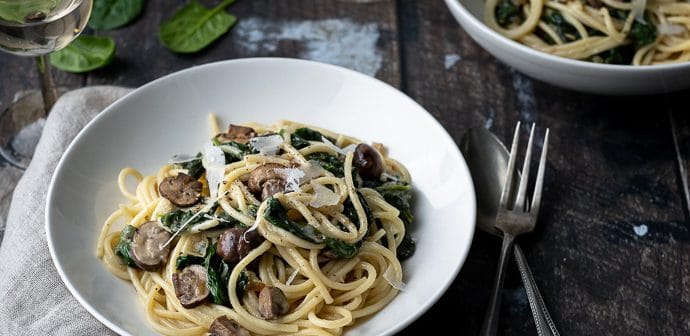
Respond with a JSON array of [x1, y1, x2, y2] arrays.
[[290, 128, 335, 149], [305, 152, 344, 177], [324, 238, 360, 259], [178, 153, 205, 179], [376, 182, 414, 226], [115, 225, 138, 267], [264, 197, 325, 243], [50, 35, 115, 73], [175, 254, 205, 270], [159, 0, 237, 53], [88, 0, 144, 30], [0, 0, 57, 23], [495, 0, 520, 27], [630, 13, 657, 48]]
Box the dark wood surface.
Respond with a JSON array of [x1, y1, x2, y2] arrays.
[[1, 1, 689, 335]]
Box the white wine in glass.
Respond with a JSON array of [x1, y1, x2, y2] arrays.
[[0, 0, 92, 168]]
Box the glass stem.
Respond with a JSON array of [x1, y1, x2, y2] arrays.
[[35, 54, 58, 114]]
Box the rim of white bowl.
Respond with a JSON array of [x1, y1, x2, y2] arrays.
[[444, 0, 690, 72]]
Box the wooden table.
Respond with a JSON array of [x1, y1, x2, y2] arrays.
[[1, 1, 689, 335]]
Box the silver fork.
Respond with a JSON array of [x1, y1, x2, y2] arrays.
[[480, 122, 550, 336]]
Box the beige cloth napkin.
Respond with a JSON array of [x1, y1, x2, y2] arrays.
[[0, 86, 132, 335]]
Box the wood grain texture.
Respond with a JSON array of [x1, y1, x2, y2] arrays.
[[398, 1, 690, 335], [1, 0, 690, 335]]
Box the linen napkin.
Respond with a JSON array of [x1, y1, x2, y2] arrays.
[[0, 86, 132, 335]]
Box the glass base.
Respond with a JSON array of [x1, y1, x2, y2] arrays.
[[0, 90, 49, 170]]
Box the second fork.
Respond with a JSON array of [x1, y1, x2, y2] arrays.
[[479, 122, 550, 336]]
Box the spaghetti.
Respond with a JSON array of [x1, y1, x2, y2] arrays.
[[484, 0, 690, 65], [96, 118, 415, 336]]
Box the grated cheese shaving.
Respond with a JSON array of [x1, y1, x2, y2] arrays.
[[631, 0, 647, 23], [250, 134, 283, 155], [383, 265, 406, 291], [657, 23, 685, 35], [277, 167, 306, 193], [309, 182, 340, 208], [169, 153, 199, 164], [202, 143, 226, 200]]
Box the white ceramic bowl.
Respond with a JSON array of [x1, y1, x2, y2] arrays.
[[444, 0, 690, 95], [46, 58, 476, 336]]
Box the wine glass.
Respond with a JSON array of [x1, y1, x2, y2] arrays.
[[0, 0, 93, 169]]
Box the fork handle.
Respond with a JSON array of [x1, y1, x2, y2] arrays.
[[480, 233, 516, 336], [514, 243, 560, 336]]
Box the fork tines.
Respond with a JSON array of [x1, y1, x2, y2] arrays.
[[500, 122, 549, 213]]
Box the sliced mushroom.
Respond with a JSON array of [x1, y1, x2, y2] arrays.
[[209, 316, 251, 336], [172, 264, 210, 308], [216, 227, 244, 263], [159, 173, 202, 207], [248, 163, 287, 201], [353, 143, 384, 179], [216, 124, 257, 145], [258, 286, 290, 320], [237, 229, 265, 260], [261, 179, 285, 201], [131, 221, 171, 271], [217, 227, 265, 263]]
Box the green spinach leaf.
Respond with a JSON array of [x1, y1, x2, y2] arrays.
[[215, 140, 252, 163], [324, 238, 360, 259], [178, 153, 205, 179], [396, 233, 416, 261], [88, 0, 144, 30], [203, 243, 229, 305], [376, 182, 414, 226], [306, 152, 344, 177], [175, 254, 205, 270], [543, 9, 579, 42], [0, 0, 57, 23], [264, 197, 325, 243], [290, 128, 335, 149], [50, 35, 115, 73], [236, 270, 249, 299], [115, 225, 138, 267], [343, 191, 373, 228], [159, 0, 237, 53], [495, 0, 521, 27], [631, 13, 657, 48], [160, 206, 213, 233]]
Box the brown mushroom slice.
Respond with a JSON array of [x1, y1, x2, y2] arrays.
[[248, 163, 287, 200], [261, 179, 286, 201], [159, 173, 202, 207], [237, 229, 265, 260], [258, 286, 290, 320], [353, 143, 384, 179], [216, 124, 257, 145], [216, 227, 244, 263], [131, 221, 172, 271], [172, 264, 210, 309], [217, 228, 265, 263], [209, 316, 251, 336]]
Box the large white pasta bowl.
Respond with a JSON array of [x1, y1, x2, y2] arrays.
[[444, 0, 690, 95], [46, 58, 476, 336]]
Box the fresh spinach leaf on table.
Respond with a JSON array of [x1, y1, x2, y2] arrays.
[[88, 0, 144, 30], [50, 35, 115, 73], [159, 0, 238, 53]]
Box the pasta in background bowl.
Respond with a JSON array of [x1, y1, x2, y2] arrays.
[[444, 0, 690, 94], [45, 58, 476, 336]]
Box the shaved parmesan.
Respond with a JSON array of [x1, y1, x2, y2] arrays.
[[278, 167, 306, 193], [250, 134, 283, 155], [383, 265, 406, 291], [657, 23, 685, 35], [202, 143, 226, 199], [302, 161, 327, 181], [309, 183, 340, 208], [321, 136, 358, 156], [631, 0, 647, 23], [169, 153, 199, 164]]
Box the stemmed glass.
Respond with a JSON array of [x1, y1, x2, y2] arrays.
[[0, 0, 93, 169]]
